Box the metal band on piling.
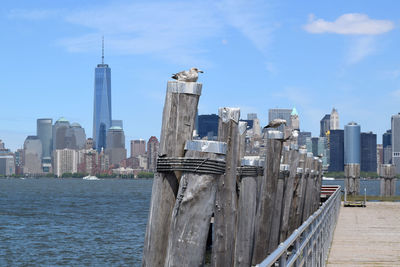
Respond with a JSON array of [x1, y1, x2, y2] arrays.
[[167, 81, 202, 95]]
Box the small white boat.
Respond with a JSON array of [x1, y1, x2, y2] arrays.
[[322, 177, 335, 180], [83, 175, 100, 180]]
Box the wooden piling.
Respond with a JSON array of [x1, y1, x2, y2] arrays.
[[300, 152, 314, 224], [164, 140, 226, 267], [291, 148, 307, 231], [279, 146, 300, 242], [234, 158, 263, 267], [252, 130, 284, 265], [211, 107, 240, 267], [142, 81, 201, 267]]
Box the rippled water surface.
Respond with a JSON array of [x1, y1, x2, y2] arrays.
[[0, 178, 153, 266]]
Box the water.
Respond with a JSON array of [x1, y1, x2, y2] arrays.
[[322, 178, 400, 196], [0, 178, 153, 266]]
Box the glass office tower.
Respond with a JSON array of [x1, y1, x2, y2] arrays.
[[93, 40, 112, 152]]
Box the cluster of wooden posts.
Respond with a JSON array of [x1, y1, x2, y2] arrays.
[[142, 81, 323, 267], [379, 164, 397, 197]]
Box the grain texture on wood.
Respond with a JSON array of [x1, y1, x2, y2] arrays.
[[142, 81, 201, 267], [211, 107, 240, 267], [252, 132, 283, 265], [300, 153, 314, 224], [164, 149, 224, 267], [291, 149, 307, 231]]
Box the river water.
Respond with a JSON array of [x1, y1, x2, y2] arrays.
[[0, 178, 153, 266]]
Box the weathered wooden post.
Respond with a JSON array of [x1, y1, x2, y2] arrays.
[[290, 148, 307, 232], [314, 159, 323, 211], [279, 145, 300, 242], [234, 157, 263, 267], [164, 140, 226, 266], [142, 81, 201, 267], [311, 157, 320, 213], [252, 130, 284, 265], [212, 107, 240, 267], [300, 152, 314, 224]]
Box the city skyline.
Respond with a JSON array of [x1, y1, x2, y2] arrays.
[[1, 1, 400, 151]]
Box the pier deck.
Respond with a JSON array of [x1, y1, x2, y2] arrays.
[[327, 202, 400, 266]]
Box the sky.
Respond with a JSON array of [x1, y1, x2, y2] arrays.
[[1, 0, 400, 152]]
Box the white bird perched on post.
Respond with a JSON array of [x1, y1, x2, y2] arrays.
[[171, 67, 204, 82], [263, 119, 287, 129]]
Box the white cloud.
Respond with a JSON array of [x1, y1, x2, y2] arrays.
[[304, 13, 394, 35], [347, 36, 376, 64]]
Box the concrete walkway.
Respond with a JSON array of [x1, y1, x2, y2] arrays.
[[327, 202, 400, 266]]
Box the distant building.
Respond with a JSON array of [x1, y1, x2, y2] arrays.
[[247, 113, 258, 120], [112, 120, 123, 128], [23, 136, 42, 175], [290, 108, 300, 131], [105, 126, 127, 166], [328, 130, 344, 172], [360, 132, 377, 172], [131, 139, 146, 158], [306, 136, 328, 167], [344, 122, 361, 165], [320, 114, 330, 137], [54, 149, 78, 177], [93, 40, 112, 152], [86, 138, 94, 150], [37, 118, 53, 159], [330, 108, 339, 130], [0, 140, 4, 149], [197, 114, 219, 139], [268, 108, 292, 132], [53, 117, 70, 150], [147, 136, 159, 172], [77, 149, 98, 175], [391, 113, 400, 173], [382, 129, 392, 164], [65, 123, 87, 150], [0, 155, 15, 176], [298, 132, 311, 147]]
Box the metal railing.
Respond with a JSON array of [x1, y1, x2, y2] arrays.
[[256, 185, 341, 267]]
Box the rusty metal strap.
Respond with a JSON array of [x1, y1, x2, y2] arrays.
[[157, 157, 226, 175], [237, 166, 264, 177]]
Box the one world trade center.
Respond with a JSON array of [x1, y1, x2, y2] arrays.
[[93, 37, 111, 151]]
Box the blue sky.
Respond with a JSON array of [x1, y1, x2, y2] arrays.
[[1, 0, 400, 151]]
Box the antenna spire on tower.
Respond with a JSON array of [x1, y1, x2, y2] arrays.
[[102, 36, 104, 65]]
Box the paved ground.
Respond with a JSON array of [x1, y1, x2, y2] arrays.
[[327, 202, 400, 266]]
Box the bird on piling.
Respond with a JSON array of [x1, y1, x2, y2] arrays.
[[263, 119, 287, 129], [172, 67, 204, 82]]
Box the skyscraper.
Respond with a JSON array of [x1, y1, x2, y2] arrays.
[[53, 117, 70, 151], [328, 129, 344, 172], [330, 108, 339, 130], [360, 132, 377, 172], [320, 114, 330, 137], [105, 126, 127, 165], [382, 129, 392, 164], [344, 122, 361, 164], [37, 118, 53, 158], [93, 37, 112, 151], [23, 136, 42, 174], [131, 139, 146, 158], [65, 123, 87, 150], [197, 114, 219, 139], [391, 113, 400, 173]]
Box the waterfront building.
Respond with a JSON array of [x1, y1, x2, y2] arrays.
[[93, 39, 112, 152], [320, 114, 330, 137], [306, 136, 328, 167], [54, 149, 78, 177], [344, 122, 361, 165], [330, 108, 339, 130], [53, 117, 70, 150], [360, 132, 377, 172], [382, 129, 392, 164], [0, 155, 15, 176], [23, 136, 42, 175], [14, 149, 23, 175], [37, 118, 53, 158], [147, 136, 159, 172], [328, 130, 344, 172], [77, 149, 98, 175], [298, 132, 311, 147], [391, 113, 400, 173], [197, 114, 219, 140], [0, 139, 4, 149], [105, 126, 127, 166], [268, 108, 292, 132], [131, 139, 146, 158], [65, 123, 86, 150]]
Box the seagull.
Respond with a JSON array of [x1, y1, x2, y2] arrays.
[[263, 119, 287, 129], [172, 67, 204, 82]]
